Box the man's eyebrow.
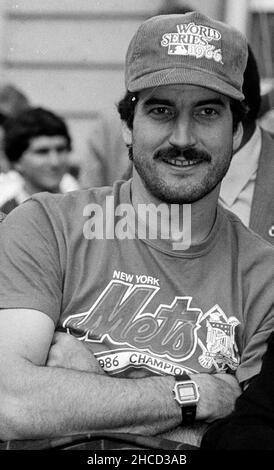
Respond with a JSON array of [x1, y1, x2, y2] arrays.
[[142, 97, 227, 107], [142, 97, 174, 107], [195, 98, 227, 107]]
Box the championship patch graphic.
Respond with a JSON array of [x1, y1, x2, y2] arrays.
[[63, 271, 240, 376], [161, 22, 223, 63], [198, 305, 240, 371]]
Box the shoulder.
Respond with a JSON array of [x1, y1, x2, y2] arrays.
[[219, 207, 274, 307], [2, 181, 129, 228], [220, 205, 274, 258], [30, 185, 115, 208]]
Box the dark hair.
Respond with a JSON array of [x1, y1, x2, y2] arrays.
[[117, 91, 247, 132], [0, 84, 30, 122], [117, 91, 137, 130], [242, 45, 261, 122], [4, 107, 72, 163]]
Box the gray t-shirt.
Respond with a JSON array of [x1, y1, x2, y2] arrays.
[[0, 180, 274, 384]]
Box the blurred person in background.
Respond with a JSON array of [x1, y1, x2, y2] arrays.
[[0, 106, 78, 214], [79, 2, 194, 189], [0, 83, 30, 173], [219, 45, 274, 244]]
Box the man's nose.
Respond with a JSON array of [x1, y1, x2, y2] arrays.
[[168, 117, 196, 148], [48, 150, 64, 166]]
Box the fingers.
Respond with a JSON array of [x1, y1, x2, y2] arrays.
[[51, 331, 76, 346]]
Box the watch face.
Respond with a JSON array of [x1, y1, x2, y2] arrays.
[[174, 382, 199, 405], [178, 384, 196, 401]]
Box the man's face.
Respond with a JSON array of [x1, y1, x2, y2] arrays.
[[15, 135, 69, 193], [123, 84, 242, 204]]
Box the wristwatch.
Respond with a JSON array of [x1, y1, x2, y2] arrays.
[[173, 373, 200, 425]]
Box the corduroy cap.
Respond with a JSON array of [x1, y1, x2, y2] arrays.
[[125, 12, 248, 100]]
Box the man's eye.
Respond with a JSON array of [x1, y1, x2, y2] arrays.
[[34, 149, 49, 155], [149, 107, 174, 119], [198, 108, 218, 117]]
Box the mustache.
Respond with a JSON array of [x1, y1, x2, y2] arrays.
[[154, 147, 211, 162]]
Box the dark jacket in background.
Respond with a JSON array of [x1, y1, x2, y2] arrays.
[[249, 129, 274, 244], [201, 332, 274, 450]]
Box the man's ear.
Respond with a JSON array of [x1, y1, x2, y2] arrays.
[[121, 121, 132, 146], [232, 122, 243, 153]]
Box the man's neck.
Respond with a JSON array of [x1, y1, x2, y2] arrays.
[[131, 171, 219, 247]]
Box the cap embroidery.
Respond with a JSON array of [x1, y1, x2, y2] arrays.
[[161, 22, 223, 64]]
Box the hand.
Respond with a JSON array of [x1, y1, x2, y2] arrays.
[[46, 331, 105, 374], [193, 373, 241, 422]]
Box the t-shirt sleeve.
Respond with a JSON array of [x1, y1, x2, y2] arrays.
[[235, 263, 274, 385], [0, 199, 63, 325], [236, 325, 274, 385]]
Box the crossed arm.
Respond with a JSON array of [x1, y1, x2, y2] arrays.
[[0, 308, 241, 445]]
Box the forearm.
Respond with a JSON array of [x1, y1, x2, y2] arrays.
[[159, 373, 241, 447], [0, 358, 180, 440], [1, 327, 239, 442], [44, 335, 240, 440]]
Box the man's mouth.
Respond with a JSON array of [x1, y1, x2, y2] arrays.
[[155, 147, 211, 168], [161, 156, 203, 167]]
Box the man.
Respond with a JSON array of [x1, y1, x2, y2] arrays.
[[219, 45, 274, 243], [0, 12, 274, 448], [0, 107, 78, 214]]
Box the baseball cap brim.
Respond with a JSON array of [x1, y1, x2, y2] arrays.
[[127, 67, 244, 101]]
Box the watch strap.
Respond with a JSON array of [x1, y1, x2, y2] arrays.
[[175, 373, 191, 382], [180, 404, 197, 425], [174, 373, 197, 425]]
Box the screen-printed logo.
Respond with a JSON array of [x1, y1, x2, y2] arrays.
[[161, 22, 223, 63]]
